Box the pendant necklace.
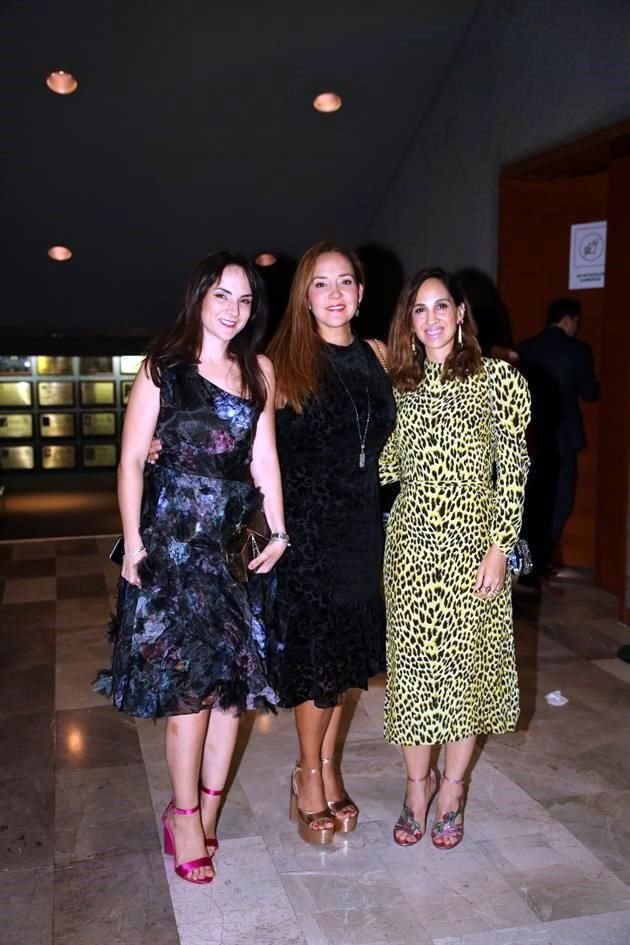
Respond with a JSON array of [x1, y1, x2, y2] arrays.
[[328, 343, 371, 468]]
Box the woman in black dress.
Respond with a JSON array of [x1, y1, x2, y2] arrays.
[[98, 253, 287, 884], [268, 241, 395, 843]]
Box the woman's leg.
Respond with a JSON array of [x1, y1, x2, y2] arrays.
[[199, 707, 240, 841], [164, 710, 213, 880], [320, 700, 357, 816], [433, 734, 476, 847], [293, 700, 335, 830], [394, 743, 434, 845]]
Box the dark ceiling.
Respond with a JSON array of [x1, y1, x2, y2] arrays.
[[1, 1, 478, 342]]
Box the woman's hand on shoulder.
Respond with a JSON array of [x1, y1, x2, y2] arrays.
[[147, 438, 162, 464], [257, 353, 276, 383], [248, 536, 288, 574], [366, 338, 389, 372]]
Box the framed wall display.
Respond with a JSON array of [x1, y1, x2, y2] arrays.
[[121, 380, 133, 405], [80, 380, 115, 406], [36, 355, 73, 375], [0, 445, 35, 470], [81, 412, 116, 437], [79, 356, 113, 375], [40, 413, 76, 438], [0, 381, 32, 407], [119, 355, 143, 375], [0, 414, 34, 439], [0, 356, 32, 375], [83, 443, 117, 468], [41, 444, 77, 470], [38, 380, 74, 407]]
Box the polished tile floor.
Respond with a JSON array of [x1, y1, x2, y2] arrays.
[[2, 538, 630, 945]]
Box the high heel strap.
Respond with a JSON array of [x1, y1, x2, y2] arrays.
[[441, 772, 466, 785], [320, 757, 359, 831], [176, 856, 214, 879], [200, 784, 224, 797], [171, 802, 201, 816], [295, 762, 322, 774], [407, 771, 431, 784]]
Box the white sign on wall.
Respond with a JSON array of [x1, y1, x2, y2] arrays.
[[569, 220, 607, 290]]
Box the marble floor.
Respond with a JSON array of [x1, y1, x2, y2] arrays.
[[2, 538, 630, 945]]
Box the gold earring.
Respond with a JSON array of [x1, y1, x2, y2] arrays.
[[411, 334, 418, 355], [457, 323, 463, 346]]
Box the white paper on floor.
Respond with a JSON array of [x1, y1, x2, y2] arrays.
[[545, 689, 569, 706]]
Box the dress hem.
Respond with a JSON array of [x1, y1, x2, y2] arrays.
[[384, 721, 518, 747]]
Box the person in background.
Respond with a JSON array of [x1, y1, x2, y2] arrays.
[[268, 241, 396, 844], [380, 267, 530, 850], [474, 304, 520, 366], [517, 298, 599, 587], [97, 252, 287, 884]]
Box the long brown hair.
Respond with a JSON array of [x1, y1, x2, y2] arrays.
[[267, 240, 365, 411], [388, 267, 481, 391], [145, 251, 268, 408]]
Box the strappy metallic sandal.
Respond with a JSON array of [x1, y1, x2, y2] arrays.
[[393, 770, 436, 846], [431, 772, 466, 850], [289, 764, 335, 844], [321, 756, 359, 833]]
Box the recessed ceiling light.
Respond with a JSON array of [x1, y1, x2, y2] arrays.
[[313, 92, 342, 113], [48, 245, 72, 261], [255, 253, 277, 267], [46, 71, 78, 95]]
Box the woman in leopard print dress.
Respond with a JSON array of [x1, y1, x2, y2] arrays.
[[380, 267, 530, 850]]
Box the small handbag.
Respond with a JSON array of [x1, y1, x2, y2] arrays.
[[109, 536, 125, 566], [487, 366, 533, 576], [506, 538, 533, 577], [224, 508, 270, 583]]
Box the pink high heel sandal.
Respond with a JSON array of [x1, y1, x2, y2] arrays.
[[200, 783, 223, 855], [162, 800, 214, 885]]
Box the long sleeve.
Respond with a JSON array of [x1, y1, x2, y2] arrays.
[[488, 360, 531, 554], [379, 421, 401, 485]]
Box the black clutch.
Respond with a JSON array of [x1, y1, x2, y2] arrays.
[[109, 536, 124, 566], [224, 509, 270, 583]]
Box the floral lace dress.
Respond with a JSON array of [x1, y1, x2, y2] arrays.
[[96, 364, 278, 718]]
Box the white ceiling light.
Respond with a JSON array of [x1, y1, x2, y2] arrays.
[[255, 253, 277, 266], [313, 92, 342, 113], [48, 245, 73, 261], [46, 71, 78, 94]]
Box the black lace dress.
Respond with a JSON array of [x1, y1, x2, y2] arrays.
[[96, 365, 278, 718], [274, 338, 396, 708]]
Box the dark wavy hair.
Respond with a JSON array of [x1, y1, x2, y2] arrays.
[[388, 266, 482, 391], [145, 251, 269, 408]]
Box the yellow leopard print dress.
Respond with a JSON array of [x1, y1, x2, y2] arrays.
[[380, 358, 530, 745]]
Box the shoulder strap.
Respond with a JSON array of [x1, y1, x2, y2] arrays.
[[365, 338, 388, 374]]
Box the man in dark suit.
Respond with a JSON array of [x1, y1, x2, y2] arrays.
[[517, 298, 600, 585]]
